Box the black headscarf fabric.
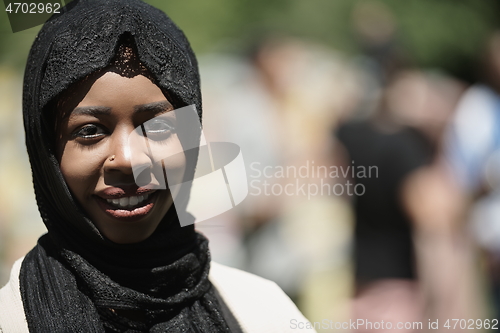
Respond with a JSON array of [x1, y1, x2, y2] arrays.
[[20, 0, 236, 332]]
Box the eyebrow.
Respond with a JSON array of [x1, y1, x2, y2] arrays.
[[67, 101, 173, 119], [134, 100, 174, 114], [69, 106, 112, 118]]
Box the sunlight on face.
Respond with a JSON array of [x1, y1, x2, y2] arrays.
[[56, 71, 185, 244]]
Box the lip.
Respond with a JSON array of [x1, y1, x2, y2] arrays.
[[97, 186, 157, 199], [94, 190, 159, 222]]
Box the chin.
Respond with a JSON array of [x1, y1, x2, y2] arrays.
[[100, 221, 160, 244]]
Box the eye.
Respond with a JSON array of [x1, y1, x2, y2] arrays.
[[73, 124, 106, 139], [143, 119, 174, 140]]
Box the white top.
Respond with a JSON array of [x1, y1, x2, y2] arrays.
[[0, 257, 316, 333]]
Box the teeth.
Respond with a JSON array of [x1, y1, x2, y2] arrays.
[[129, 196, 138, 206], [106, 193, 152, 209], [119, 197, 129, 207]]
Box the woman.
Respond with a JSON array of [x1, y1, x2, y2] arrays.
[[0, 0, 315, 332]]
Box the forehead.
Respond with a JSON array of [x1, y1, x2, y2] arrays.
[[59, 71, 171, 121], [77, 72, 167, 108]]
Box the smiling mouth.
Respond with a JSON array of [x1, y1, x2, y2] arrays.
[[95, 191, 159, 221], [105, 192, 153, 210]]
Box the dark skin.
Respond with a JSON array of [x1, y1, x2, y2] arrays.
[[56, 71, 186, 244]]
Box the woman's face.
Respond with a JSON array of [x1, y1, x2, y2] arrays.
[[56, 71, 186, 244]]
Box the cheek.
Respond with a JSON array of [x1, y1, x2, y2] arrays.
[[144, 134, 187, 184], [163, 136, 187, 181], [163, 152, 186, 201], [59, 143, 103, 199]]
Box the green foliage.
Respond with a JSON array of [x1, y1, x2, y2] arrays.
[[0, 0, 498, 80]]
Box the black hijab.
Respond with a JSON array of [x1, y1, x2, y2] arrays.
[[20, 0, 239, 331]]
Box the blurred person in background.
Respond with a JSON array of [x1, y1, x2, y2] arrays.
[[399, 72, 487, 329], [444, 30, 500, 321], [336, 3, 430, 330], [336, 1, 483, 331], [339, 68, 479, 332], [336, 70, 433, 332]]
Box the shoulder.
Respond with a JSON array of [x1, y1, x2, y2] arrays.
[[209, 262, 317, 333], [0, 257, 29, 333], [0, 258, 317, 332]]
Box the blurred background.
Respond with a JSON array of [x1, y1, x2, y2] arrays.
[[1, 0, 500, 331]]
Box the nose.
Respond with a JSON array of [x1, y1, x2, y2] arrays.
[[103, 129, 134, 175], [104, 127, 163, 188], [104, 128, 153, 180]]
